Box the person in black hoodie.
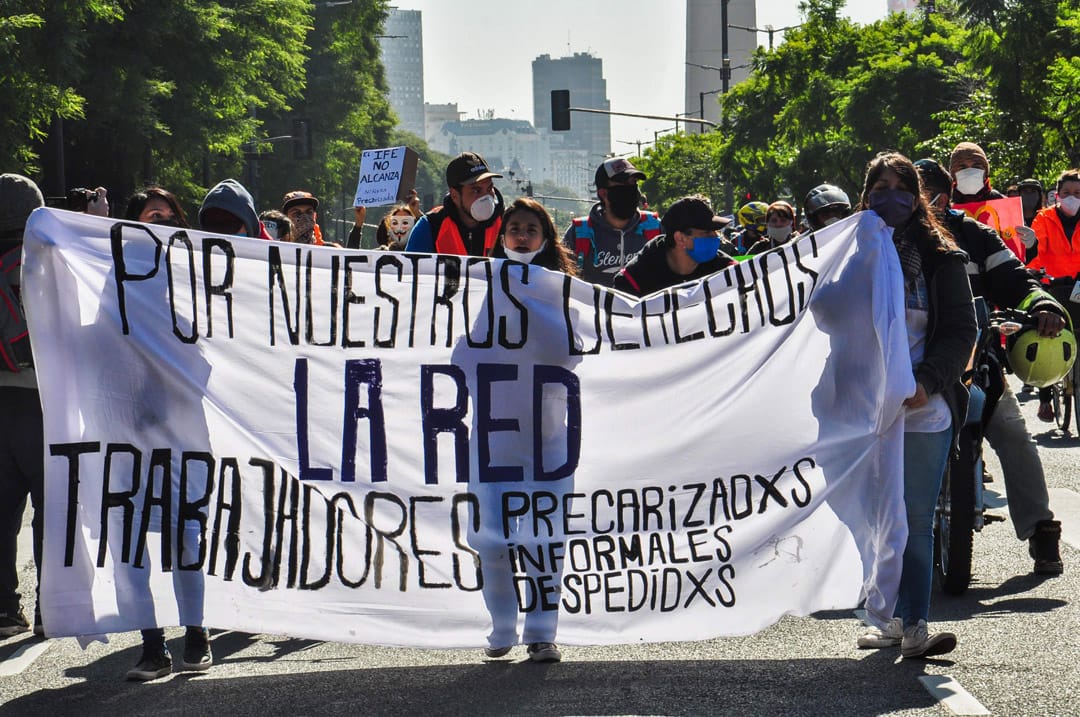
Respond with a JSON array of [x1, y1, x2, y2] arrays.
[[612, 195, 733, 297], [198, 179, 271, 239], [917, 158, 1066, 577]]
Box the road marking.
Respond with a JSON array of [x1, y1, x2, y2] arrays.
[[1049, 488, 1080, 550], [0, 638, 52, 677], [918, 675, 990, 715]]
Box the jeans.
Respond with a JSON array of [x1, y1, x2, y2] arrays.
[[895, 427, 951, 628], [984, 380, 1054, 539]]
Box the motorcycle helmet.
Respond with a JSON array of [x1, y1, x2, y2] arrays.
[[803, 184, 852, 229], [1007, 328, 1077, 387], [737, 201, 769, 234]]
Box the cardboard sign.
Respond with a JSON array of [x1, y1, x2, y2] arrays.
[[353, 146, 419, 207], [954, 196, 1026, 259]]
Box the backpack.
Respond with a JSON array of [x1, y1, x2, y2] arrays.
[[0, 246, 32, 372]]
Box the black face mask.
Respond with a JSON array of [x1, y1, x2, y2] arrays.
[[1021, 193, 1041, 212], [604, 185, 641, 220]]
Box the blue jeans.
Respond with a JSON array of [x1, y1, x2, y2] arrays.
[[895, 427, 952, 628]]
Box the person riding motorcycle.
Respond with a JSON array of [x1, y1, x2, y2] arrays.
[[916, 157, 1067, 576]]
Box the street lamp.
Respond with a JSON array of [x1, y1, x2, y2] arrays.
[[728, 23, 803, 51], [699, 88, 724, 134]]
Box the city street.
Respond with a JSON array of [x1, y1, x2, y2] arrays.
[[1, 378, 1077, 717]]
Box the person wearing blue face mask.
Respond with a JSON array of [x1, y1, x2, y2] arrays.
[[612, 195, 734, 297], [853, 152, 976, 660]]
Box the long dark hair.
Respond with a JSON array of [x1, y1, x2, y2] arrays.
[[492, 197, 578, 276], [857, 152, 956, 253], [124, 186, 190, 228]]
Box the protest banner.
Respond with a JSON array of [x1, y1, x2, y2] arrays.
[[353, 146, 419, 207], [954, 196, 1026, 259], [22, 209, 912, 647]]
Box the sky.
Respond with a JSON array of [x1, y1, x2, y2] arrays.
[[391, 1, 890, 155]]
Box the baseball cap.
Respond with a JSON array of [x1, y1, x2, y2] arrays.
[[661, 196, 730, 235], [282, 190, 319, 213], [1018, 178, 1044, 192], [595, 157, 646, 188], [446, 152, 502, 187]]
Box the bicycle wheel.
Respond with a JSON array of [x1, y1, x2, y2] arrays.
[[1071, 364, 1080, 434], [1053, 382, 1067, 431], [1063, 377, 1074, 434], [935, 432, 976, 595]]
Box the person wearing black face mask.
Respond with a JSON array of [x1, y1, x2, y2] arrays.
[[562, 157, 662, 286], [853, 152, 975, 660]]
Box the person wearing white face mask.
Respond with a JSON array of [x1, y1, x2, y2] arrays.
[[1029, 169, 1080, 425], [747, 200, 797, 254], [405, 152, 505, 256], [490, 198, 578, 275], [949, 142, 1003, 204]]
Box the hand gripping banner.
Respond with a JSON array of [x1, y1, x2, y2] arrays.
[[22, 208, 913, 647]]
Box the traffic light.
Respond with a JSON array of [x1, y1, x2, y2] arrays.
[[292, 118, 312, 160], [551, 90, 571, 131]]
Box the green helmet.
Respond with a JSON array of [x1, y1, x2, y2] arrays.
[[1007, 328, 1077, 387]]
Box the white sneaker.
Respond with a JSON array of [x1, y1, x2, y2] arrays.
[[857, 617, 903, 649], [901, 619, 957, 659], [527, 642, 562, 663]]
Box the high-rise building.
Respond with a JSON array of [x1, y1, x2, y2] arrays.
[[532, 53, 611, 171], [685, 0, 757, 131], [380, 8, 425, 138]]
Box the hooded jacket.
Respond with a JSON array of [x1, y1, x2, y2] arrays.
[[199, 179, 265, 238]]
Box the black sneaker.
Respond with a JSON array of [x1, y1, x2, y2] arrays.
[[0, 608, 30, 637], [1030, 520, 1064, 575], [32, 606, 43, 636], [527, 642, 562, 663], [126, 646, 173, 681], [181, 627, 213, 671]]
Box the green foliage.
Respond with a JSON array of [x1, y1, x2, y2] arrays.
[[0, 0, 398, 220]]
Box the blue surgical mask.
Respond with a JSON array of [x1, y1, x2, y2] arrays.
[[687, 234, 722, 263], [869, 189, 916, 228]]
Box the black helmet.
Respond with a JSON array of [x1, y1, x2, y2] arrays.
[[914, 158, 952, 196], [803, 184, 851, 229]]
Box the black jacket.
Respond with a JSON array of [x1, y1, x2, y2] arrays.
[[943, 209, 1064, 317], [612, 234, 734, 297]]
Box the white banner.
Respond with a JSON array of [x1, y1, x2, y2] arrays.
[[22, 208, 912, 648]]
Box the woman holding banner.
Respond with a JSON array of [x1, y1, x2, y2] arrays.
[[491, 197, 578, 276], [854, 153, 976, 659]]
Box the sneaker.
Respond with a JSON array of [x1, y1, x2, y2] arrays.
[[0, 608, 30, 637], [900, 620, 956, 659], [126, 646, 173, 681], [484, 645, 513, 658], [181, 627, 213, 671], [1029, 520, 1064, 575], [527, 642, 562, 663], [1037, 402, 1055, 422], [32, 606, 43, 637], [857, 617, 903, 649]]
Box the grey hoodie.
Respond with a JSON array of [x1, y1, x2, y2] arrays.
[[199, 179, 260, 237]]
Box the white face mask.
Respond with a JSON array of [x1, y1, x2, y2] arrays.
[[1060, 195, 1080, 217], [468, 194, 496, 222], [954, 167, 986, 196], [766, 225, 791, 243], [503, 240, 546, 264]]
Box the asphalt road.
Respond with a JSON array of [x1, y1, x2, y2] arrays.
[[1, 378, 1077, 717]]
